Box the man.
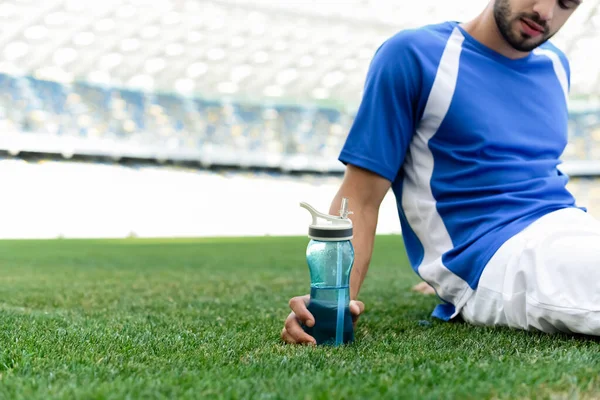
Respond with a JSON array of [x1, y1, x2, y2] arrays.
[[281, 0, 595, 345]]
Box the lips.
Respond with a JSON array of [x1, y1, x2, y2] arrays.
[[521, 18, 544, 33], [520, 18, 545, 36]]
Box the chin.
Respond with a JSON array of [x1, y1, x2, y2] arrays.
[[509, 32, 547, 52], [521, 38, 547, 51]]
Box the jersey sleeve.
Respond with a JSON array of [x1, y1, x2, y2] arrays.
[[338, 33, 422, 182]]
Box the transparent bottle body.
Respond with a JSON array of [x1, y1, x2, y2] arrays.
[[303, 239, 355, 345]]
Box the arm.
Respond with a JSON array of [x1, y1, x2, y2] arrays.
[[328, 164, 391, 301], [281, 165, 389, 345], [282, 31, 422, 345]]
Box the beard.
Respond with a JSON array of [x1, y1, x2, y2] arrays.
[[493, 0, 555, 52]]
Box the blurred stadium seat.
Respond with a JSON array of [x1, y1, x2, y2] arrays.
[[0, 72, 354, 172]]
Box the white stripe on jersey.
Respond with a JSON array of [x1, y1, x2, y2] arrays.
[[401, 27, 474, 317], [532, 48, 569, 107]]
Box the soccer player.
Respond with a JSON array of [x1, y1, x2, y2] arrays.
[[281, 0, 594, 345]]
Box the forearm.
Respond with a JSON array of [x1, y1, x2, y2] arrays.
[[329, 191, 379, 300]]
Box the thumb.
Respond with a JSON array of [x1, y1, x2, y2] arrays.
[[349, 300, 364, 317]]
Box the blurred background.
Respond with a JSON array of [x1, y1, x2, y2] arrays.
[[0, 0, 599, 239]]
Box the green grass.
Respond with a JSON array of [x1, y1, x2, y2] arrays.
[[1, 236, 599, 399]]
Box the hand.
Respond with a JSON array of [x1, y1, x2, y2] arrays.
[[281, 294, 365, 345]]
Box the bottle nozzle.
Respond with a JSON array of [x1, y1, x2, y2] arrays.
[[300, 201, 329, 225], [299, 200, 354, 240], [339, 198, 353, 219]]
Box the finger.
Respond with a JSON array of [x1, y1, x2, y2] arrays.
[[282, 329, 315, 345], [289, 296, 314, 327], [284, 313, 316, 345], [349, 300, 364, 317], [281, 327, 296, 344], [282, 328, 304, 345]]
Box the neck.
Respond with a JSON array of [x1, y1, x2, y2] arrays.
[[460, 3, 530, 60]]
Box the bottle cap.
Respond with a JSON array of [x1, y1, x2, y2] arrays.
[[299, 198, 353, 241]]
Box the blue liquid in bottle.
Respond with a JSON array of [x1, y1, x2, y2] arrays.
[[305, 286, 354, 345]]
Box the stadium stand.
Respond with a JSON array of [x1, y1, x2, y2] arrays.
[[1, 72, 599, 170], [0, 73, 351, 172], [0, 0, 598, 239], [0, 71, 599, 239]]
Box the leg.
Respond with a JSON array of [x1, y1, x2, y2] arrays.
[[461, 207, 600, 336], [412, 281, 436, 295]]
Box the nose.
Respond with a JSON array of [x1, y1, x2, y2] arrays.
[[532, 0, 555, 22]]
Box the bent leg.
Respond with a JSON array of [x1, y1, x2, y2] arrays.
[[461, 207, 600, 336]]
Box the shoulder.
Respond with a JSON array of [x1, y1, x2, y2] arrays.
[[365, 21, 457, 98], [373, 21, 458, 64]]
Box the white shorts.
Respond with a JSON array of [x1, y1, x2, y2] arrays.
[[460, 207, 600, 336]]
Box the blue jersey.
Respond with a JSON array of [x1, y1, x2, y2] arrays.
[[338, 21, 583, 321]]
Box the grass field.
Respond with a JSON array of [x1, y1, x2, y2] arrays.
[[1, 236, 600, 399]]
